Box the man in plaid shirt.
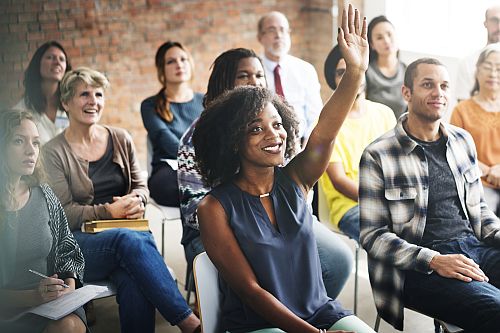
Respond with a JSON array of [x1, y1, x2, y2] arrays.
[[359, 58, 500, 331]]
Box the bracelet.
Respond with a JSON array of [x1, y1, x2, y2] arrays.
[[318, 329, 327, 333]]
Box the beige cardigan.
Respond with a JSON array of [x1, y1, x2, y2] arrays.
[[43, 126, 149, 231]]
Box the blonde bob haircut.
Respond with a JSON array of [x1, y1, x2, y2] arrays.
[[60, 66, 110, 105]]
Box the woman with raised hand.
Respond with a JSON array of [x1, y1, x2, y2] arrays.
[[178, 48, 354, 301], [0, 109, 87, 333], [366, 15, 406, 119], [451, 43, 500, 216], [14, 41, 72, 145], [193, 5, 375, 333], [141, 41, 203, 207], [43, 67, 200, 333]]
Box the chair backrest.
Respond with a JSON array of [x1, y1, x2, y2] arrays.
[[146, 136, 153, 175], [193, 252, 222, 333]]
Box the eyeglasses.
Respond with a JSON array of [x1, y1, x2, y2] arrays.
[[479, 64, 500, 74], [335, 68, 346, 77], [262, 27, 291, 35]]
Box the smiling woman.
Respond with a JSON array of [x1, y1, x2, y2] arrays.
[[13, 41, 72, 145], [42, 67, 201, 333], [190, 5, 376, 332]]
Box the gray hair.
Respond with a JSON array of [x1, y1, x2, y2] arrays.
[[60, 67, 110, 105]]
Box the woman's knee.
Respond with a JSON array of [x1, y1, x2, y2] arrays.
[[331, 315, 375, 333], [44, 314, 86, 333]]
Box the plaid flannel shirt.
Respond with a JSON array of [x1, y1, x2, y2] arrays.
[[359, 114, 500, 330]]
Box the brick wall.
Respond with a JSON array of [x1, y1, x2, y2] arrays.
[[0, 0, 364, 167]]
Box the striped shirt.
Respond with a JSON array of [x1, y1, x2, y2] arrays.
[[359, 114, 500, 330]]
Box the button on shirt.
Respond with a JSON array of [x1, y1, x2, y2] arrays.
[[262, 54, 323, 139], [359, 114, 500, 330]]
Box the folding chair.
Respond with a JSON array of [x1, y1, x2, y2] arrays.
[[193, 252, 222, 333], [374, 312, 464, 333]]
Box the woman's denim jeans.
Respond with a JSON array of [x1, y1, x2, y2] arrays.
[[74, 229, 192, 333]]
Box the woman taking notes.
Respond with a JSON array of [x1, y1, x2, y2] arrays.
[[0, 109, 87, 333], [193, 5, 375, 333]]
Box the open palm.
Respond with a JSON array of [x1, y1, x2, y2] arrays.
[[337, 4, 369, 73]]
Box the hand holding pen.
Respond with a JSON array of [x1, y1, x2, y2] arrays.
[[29, 269, 71, 303]]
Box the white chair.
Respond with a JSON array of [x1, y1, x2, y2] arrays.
[[193, 252, 222, 333], [145, 137, 182, 258], [317, 181, 360, 315]]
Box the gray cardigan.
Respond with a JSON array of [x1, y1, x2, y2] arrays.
[[43, 126, 149, 231]]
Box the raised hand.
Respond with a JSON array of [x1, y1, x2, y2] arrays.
[[337, 4, 369, 73]]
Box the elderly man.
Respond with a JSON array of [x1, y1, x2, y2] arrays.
[[455, 4, 500, 101], [360, 58, 500, 331], [257, 11, 323, 142]]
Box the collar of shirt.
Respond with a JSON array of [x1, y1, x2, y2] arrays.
[[394, 113, 451, 156]]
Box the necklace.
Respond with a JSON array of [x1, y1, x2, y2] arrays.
[[259, 193, 270, 198]]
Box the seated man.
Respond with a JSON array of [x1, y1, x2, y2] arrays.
[[359, 58, 500, 332], [319, 45, 396, 241]]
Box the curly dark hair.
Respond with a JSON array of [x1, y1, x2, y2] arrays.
[[193, 86, 299, 187], [23, 41, 72, 114], [203, 48, 262, 107]]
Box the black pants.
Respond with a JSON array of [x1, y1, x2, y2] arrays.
[[148, 163, 180, 207]]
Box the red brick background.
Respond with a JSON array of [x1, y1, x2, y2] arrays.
[[0, 0, 363, 166]]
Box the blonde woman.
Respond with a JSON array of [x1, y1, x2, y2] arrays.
[[43, 67, 200, 333]]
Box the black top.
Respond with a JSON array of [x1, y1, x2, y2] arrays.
[[89, 134, 127, 205], [410, 134, 474, 246]]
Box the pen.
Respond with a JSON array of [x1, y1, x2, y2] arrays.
[[28, 269, 70, 288]]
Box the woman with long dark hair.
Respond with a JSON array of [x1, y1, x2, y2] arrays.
[[14, 41, 72, 145], [141, 41, 203, 206], [366, 16, 406, 118]]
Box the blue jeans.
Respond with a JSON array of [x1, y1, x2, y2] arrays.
[[403, 235, 500, 333], [74, 229, 192, 333], [338, 205, 360, 241], [183, 218, 353, 300]]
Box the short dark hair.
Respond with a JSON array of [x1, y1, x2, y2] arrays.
[[193, 86, 299, 187], [23, 41, 72, 114], [324, 45, 342, 90], [404, 58, 445, 91], [367, 15, 397, 63], [203, 48, 263, 107]]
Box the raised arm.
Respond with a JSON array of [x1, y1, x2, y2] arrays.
[[287, 4, 369, 191], [198, 196, 329, 333]]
